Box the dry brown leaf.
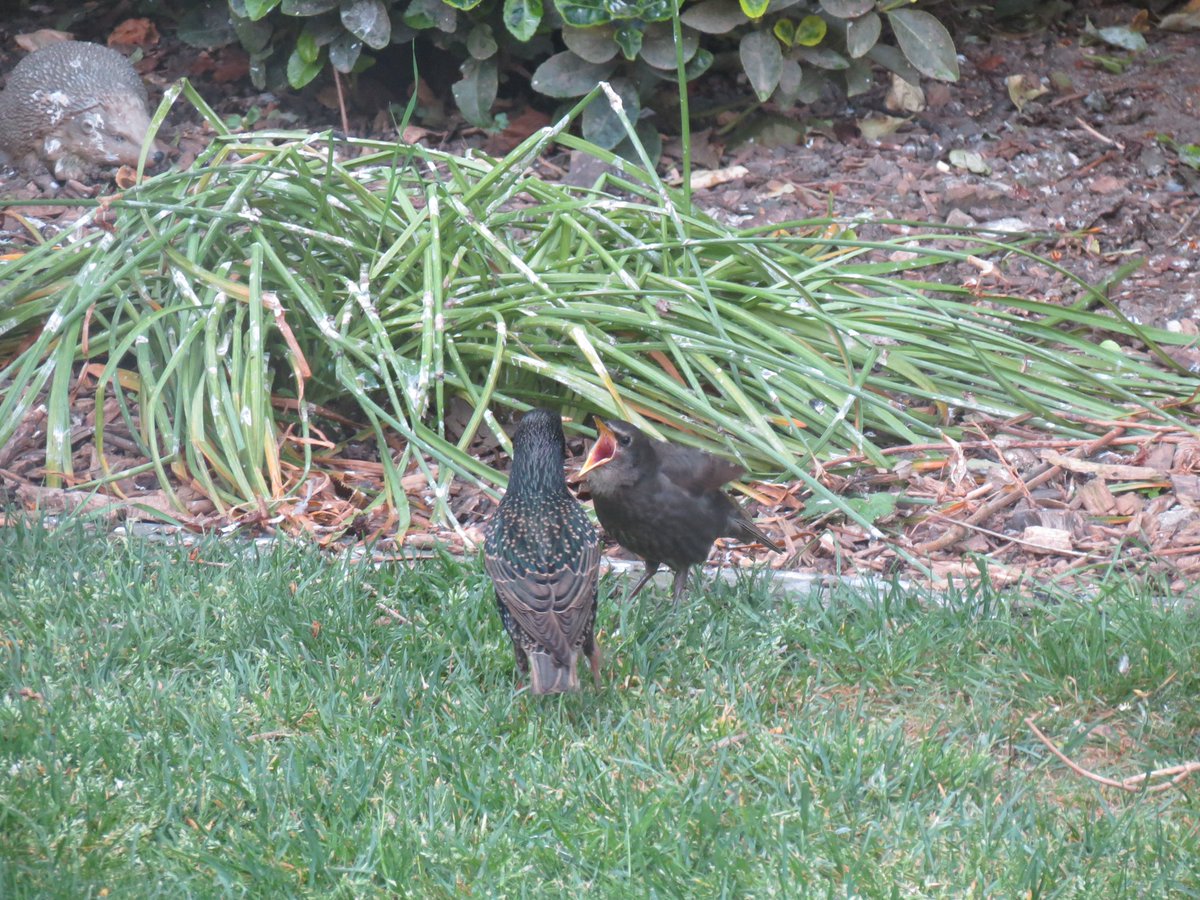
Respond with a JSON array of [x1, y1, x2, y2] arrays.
[[1020, 525, 1074, 554], [14, 29, 73, 52], [108, 18, 160, 48], [1160, 0, 1200, 31], [1077, 478, 1118, 515], [886, 74, 926, 113], [1006, 73, 1049, 111], [689, 165, 749, 191], [1171, 474, 1200, 508]]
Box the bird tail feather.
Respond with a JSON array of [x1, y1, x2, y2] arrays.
[[528, 650, 580, 695]]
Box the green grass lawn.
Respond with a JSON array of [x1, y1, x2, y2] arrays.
[[1, 522, 1198, 897]]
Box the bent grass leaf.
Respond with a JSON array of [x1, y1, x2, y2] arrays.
[[582, 76, 639, 148]]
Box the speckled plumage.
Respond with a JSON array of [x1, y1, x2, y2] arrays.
[[484, 409, 601, 694], [580, 418, 782, 605]]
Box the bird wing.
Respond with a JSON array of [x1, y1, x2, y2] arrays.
[[656, 442, 746, 495], [484, 537, 599, 665]]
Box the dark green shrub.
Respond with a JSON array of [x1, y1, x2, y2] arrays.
[[187, 0, 958, 142]]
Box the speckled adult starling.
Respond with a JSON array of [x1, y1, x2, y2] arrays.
[[579, 418, 783, 605], [484, 408, 601, 694]]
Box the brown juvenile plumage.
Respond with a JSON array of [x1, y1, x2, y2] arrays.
[[484, 408, 601, 694], [579, 418, 782, 605]]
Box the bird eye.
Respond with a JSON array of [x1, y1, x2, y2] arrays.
[[617, 433, 631, 446]]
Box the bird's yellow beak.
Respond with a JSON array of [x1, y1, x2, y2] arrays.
[[579, 419, 617, 477]]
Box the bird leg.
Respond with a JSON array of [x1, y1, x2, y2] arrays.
[[588, 644, 603, 687], [625, 561, 661, 601], [670, 567, 692, 606]]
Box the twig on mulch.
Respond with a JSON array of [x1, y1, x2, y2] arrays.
[[1025, 715, 1200, 794], [1073, 116, 1124, 151], [914, 426, 1125, 555]]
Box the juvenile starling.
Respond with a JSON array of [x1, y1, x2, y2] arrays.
[[579, 418, 783, 605], [485, 408, 601, 694]]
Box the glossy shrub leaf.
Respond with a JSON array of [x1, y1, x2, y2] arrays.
[[792, 14, 826, 46], [740, 30, 782, 101], [555, 0, 613, 27], [740, 0, 770, 20], [296, 30, 320, 63], [563, 24, 619, 63], [328, 31, 364, 72], [845, 11, 880, 58], [228, 14, 272, 53], [888, 8, 959, 81], [555, 0, 672, 26], [773, 19, 795, 47], [467, 24, 499, 58], [867, 42, 920, 85], [504, 0, 543, 41], [341, 0, 392, 47], [281, 0, 335, 12], [614, 23, 643, 60], [818, 0, 872, 15], [179, 4, 239, 47], [287, 46, 324, 87], [452, 56, 499, 126], [795, 45, 847, 69], [531, 50, 617, 96], [651, 46, 713, 82], [635, 0, 674, 22], [843, 57, 872, 95], [640, 22, 698, 68], [681, 0, 745, 34], [775, 57, 802, 102], [404, 0, 457, 30], [305, 15, 348, 43], [246, 0, 284, 18]]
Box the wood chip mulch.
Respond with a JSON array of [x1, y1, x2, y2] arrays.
[[2, 365, 1198, 594]]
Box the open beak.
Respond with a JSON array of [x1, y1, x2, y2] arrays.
[[579, 419, 617, 477]]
